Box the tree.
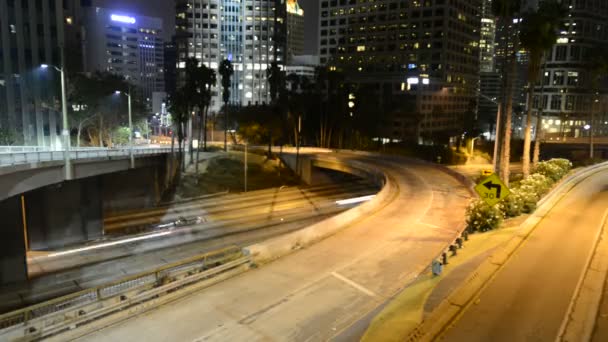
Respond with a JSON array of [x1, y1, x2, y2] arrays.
[[266, 61, 285, 154], [587, 46, 608, 158], [67, 72, 139, 147], [493, 0, 521, 186], [219, 59, 234, 152], [194, 64, 216, 171], [520, 0, 566, 177], [183, 58, 199, 164], [168, 87, 191, 171]]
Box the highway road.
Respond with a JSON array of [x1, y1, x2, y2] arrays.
[[0, 180, 376, 314], [440, 169, 608, 341], [76, 154, 472, 342]]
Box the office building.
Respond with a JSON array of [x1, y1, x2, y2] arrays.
[[175, 0, 287, 112], [164, 39, 178, 96], [480, 0, 496, 73], [535, 1, 608, 139], [318, 0, 482, 142], [0, 0, 74, 147], [82, 7, 165, 102], [286, 0, 305, 64]]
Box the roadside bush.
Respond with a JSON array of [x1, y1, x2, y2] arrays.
[[466, 200, 504, 232], [519, 173, 553, 196], [517, 186, 540, 213], [499, 190, 523, 217], [535, 158, 571, 182], [547, 158, 572, 172]]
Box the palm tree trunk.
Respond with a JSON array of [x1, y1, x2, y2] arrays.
[[196, 109, 203, 173], [522, 84, 535, 178], [224, 103, 228, 152], [500, 18, 518, 186], [533, 60, 547, 166], [203, 106, 209, 151]]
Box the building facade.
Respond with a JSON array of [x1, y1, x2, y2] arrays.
[[318, 0, 482, 142], [82, 7, 165, 103], [175, 0, 287, 112], [0, 0, 73, 147], [535, 0, 608, 139], [286, 0, 305, 64]]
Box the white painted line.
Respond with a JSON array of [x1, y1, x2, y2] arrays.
[[555, 208, 608, 342], [331, 271, 378, 298], [335, 194, 375, 206], [45, 231, 174, 258]]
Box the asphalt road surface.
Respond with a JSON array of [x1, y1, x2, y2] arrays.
[[441, 169, 608, 341], [76, 154, 471, 342], [0, 180, 376, 314]]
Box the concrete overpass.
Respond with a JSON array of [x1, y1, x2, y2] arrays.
[[0, 146, 178, 285]]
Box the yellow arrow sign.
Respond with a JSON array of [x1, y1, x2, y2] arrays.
[[474, 173, 510, 206], [481, 169, 493, 176]]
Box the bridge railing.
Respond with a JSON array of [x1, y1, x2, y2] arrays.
[[0, 246, 249, 341], [0, 147, 173, 167]]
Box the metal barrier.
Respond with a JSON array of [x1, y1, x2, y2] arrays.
[[0, 246, 249, 341], [0, 147, 173, 167]]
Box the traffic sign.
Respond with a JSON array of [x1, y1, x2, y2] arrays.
[[474, 173, 510, 206], [481, 169, 493, 176]]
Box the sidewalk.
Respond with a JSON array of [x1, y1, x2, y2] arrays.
[[359, 216, 528, 342]]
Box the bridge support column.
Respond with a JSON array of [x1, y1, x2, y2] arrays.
[[26, 177, 103, 250], [0, 196, 28, 284]]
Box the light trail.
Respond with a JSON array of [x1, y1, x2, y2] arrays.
[[46, 231, 173, 258], [335, 194, 375, 206]]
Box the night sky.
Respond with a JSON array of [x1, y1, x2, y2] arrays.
[[94, 0, 318, 54]]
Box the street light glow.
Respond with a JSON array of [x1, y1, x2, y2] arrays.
[[115, 90, 121, 94], [40, 64, 49, 69]]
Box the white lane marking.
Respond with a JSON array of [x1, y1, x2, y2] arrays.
[[555, 208, 608, 342], [331, 271, 378, 298], [419, 221, 459, 234], [45, 231, 173, 258]]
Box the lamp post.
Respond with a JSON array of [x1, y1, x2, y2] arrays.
[[443, 87, 501, 171], [40, 63, 71, 180], [115, 90, 134, 168]]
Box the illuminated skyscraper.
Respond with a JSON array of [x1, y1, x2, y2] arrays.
[[82, 7, 165, 102], [175, 0, 287, 111], [534, 0, 608, 139], [317, 0, 482, 142], [286, 0, 305, 64]]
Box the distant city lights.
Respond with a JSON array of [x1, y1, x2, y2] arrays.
[[111, 14, 136, 24]]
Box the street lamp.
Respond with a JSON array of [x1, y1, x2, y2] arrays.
[[40, 63, 71, 180], [443, 87, 501, 172], [115, 90, 134, 168]]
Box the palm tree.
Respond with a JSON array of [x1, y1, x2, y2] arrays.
[[492, 0, 521, 185], [266, 61, 284, 154], [183, 58, 199, 165], [587, 46, 608, 158], [520, 1, 566, 178], [195, 64, 216, 171], [168, 87, 191, 172], [219, 59, 234, 152]]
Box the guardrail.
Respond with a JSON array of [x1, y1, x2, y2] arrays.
[[0, 147, 173, 167], [0, 246, 250, 341]]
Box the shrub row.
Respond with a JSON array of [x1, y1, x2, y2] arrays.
[[466, 158, 572, 232]]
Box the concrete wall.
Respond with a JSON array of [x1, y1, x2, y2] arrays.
[[0, 196, 28, 284], [26, 177, 104, 250]]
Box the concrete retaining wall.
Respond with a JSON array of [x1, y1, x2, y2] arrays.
[[244, 156, 396, 264]]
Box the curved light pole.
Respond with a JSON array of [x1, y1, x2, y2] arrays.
[[40, 64, 71, 180], [115, 90, 134, 169]]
